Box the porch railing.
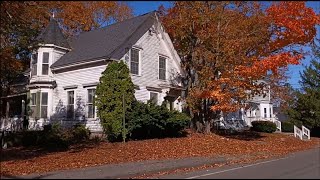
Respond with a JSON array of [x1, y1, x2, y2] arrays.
[[272, 119, 281, 132], [0, 117, 24, 132]]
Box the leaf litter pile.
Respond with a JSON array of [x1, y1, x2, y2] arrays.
[[1, 131, 319, 176]]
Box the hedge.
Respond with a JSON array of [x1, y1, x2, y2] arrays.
[[251, 121, 277, 133], [281, 121, 294, 132]]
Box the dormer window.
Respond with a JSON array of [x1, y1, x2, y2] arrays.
[[31, 53, 38, 76], [42, 52, 49, 75]]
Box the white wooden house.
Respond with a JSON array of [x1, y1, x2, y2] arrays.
[[26, 11, 184, 132], [222, 80, 281, 131]]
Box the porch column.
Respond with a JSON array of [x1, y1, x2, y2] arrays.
[[21, 100, 25, 118]]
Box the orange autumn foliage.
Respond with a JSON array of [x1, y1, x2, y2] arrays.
[[161, 1, 319, 114], [51, 1, 132, 36]]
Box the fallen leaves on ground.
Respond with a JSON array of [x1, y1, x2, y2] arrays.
[[1, 131, 319, 176]]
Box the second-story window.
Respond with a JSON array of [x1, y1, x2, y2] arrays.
[[31, 53, 38, 76], [159, 56, 166, 80], [42, 52, 49, 75], [130, 48, 139, 75]]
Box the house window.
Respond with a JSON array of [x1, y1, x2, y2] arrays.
[[31, 53, 38, 76], [159, 56, 166, 80], [87, 89, 96, 118], [150, 92, 158, 105], [42, 52, 49, 75], [41, 92, 48, 118], [264, 108, 267, 118], [270, 107, 272, 118], [67, 91, 74, 119], [30, 93, 37, 118], [130, 48, 139, 75]]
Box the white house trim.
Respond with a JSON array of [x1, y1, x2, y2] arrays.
[[51, 58, 108, 71], [38, 43, 71, 51]]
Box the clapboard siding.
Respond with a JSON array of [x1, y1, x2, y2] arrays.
[[42, 22, 182, 132], [123, 26, 182, 89]]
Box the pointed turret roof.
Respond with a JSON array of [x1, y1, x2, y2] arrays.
[[37, 18, 70, 49]]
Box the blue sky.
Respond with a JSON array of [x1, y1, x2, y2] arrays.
[[127, 1, 320, 90]]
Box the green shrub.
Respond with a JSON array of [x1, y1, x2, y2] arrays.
[[4, 131, 24, 147], [126, 101, 190, 140], [40, 123, 70, 150], [251, 121, 277, 133], [281, 121, 294, 132], [96, 61, 135, 142], [71, 124, 91, 143], [21, 130, 42, 147], [2, 123, 93, 149], [165, 110, 190, 136]]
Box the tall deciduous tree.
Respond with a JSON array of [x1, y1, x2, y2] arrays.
[[96, 61, 136, 142], [54, 1, 132, 36], [159, 1, 319, 133]]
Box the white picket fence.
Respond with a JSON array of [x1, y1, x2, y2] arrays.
[[302, 125, 310, 140], [294, 125, 310, 140]]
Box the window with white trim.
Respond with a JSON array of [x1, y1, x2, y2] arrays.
[[42, 52, 49, 75], [264, 108, 267, 118], [130, 48, 139, 75], [41, 92, 48, 118], [150, 92, 158, 105], [159, 56, 166, 80], [31, 53, 38, 76], [30, 93, 37, 118], [67, 91, 74, 119], [87, 89, 96, 118]]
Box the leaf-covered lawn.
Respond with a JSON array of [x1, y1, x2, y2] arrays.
[[1, 131, 319, 176]]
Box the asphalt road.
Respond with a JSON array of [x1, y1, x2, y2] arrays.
[[161, 147, 320, 179]]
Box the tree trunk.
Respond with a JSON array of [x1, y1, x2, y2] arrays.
[[204, 120, 211, 134], [5, 101, 10, 118]]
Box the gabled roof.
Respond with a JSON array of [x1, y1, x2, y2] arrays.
[[51, 11, 157, 69], [37, 18, 70, 49]]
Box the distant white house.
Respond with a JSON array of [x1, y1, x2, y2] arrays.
[[25, 11, 184, 132], [222, 80, 281, 131]]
